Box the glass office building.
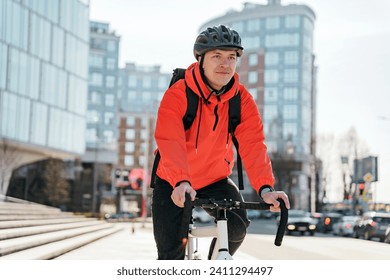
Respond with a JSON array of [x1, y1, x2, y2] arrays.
[[0, 0, 90, 195], [200, 0, 318, 210]]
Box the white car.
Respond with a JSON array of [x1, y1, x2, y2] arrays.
[[332, 215, 360, 237], [192, 207, 213, 223]]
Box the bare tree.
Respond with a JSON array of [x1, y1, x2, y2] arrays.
[[43, 159, 70, 208], [317, 127, 370, 203], [338, 127, 370, 200], [0, 139, 21, 195], [316, 133, 336, 202]]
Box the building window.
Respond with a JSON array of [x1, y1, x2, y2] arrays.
[[266, 17, 280, 29], [105, 75, 116, 88], [106, 58, 116, 70], [125, 142, 135, 152], [107, 40, 117, 52], [265, 33, 299, 47], [263, 105, 278, 121], [283, 123, 297, 139], [285, 15, 300, 28], [142, 76, 152, 88], [139, 155, 146, 166], [264, 88, 278, 102], [284, 69, 298, 83], [105, 94, 114, 107], [89, 54, 104, 68], [126, 129, 135, 139], [86, 110, 99, 123], [264, 70, 279, 83], [158, 76, 168, 89], [265, 52, 279, 65], [89, 72, 103, 86], [128, 76, 137, 87], [283, 88, 298, 100], [248, 54, 258, 66], [283, 105, 298, 119], [127, 90, 137, 99], [142, 91, 151, 101], [247, 19, 261, 32], [248, 88, 258, 99], [103, 130, 114, 143], [104, 112, 115, 125], [89, 91, 100, 105], [284, 51, 298, 65], [124, 155, 134, 166], [248, 71, 258, 84], [126, 116, 135, 126], [242, 35, 260, 50]]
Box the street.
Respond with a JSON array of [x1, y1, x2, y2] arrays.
[[243, 218, 390, 259]]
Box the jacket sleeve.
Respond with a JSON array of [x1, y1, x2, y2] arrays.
[[154, 83, 191, 188], [235, 87, 275, 193]]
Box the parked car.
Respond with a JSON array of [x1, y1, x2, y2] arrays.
[[285, 209, 317, 236], [247, 209, 261, 220], [192, 207, 213, 223], [310, 212, 323, 226], [332, 215, 360, 237], [353, 211, 390, 242], [384, 224, 390, 244], [316, 212, 343, 233], [104, 211, 137, 222]]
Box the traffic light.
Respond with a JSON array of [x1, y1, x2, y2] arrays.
[[359, 183, 365, 196]]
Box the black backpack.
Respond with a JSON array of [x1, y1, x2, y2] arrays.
[[150, 68, 244, 189]]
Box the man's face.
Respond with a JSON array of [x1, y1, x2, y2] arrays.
[[201, 49, 237, 91]]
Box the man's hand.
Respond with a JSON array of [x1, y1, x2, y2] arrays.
[[262, 191, 290, 212], [171, 181, 197, 207]]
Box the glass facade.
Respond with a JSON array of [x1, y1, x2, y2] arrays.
[[86, 21, 120, 153], [0, 0, 89, 155]]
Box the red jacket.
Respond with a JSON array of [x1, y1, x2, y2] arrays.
[[155, 62, 274, 193]]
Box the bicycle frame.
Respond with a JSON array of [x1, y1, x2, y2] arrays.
[[181, 196, 288, 260], [186, 208, 232, 260]]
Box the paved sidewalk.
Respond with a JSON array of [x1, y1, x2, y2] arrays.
[[55, 221, 255, 260]]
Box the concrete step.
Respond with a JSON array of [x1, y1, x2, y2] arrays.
[[0, 220, 104, 240], [0, 225, 122, 260], [0, 212, 78, 221], [0, 222, 113, 256], [0, 217, 96, 230], [0, 196, 121, 260]]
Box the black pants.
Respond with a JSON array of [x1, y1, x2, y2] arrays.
[[152, 177, 250, 260]]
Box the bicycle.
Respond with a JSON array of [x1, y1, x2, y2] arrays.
[[179, 194, 288, 260]]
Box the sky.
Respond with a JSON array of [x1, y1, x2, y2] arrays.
[[89, 0, 390, 203]]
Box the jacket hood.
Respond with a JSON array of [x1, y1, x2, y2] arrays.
[[185, 62, 240, 105]]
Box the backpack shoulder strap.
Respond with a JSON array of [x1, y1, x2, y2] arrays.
[[229, 91, 243, 190], [228, 91, 241, 134], [183, 86, 199, 131]]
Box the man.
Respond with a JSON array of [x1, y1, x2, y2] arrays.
[[152, 25, 290, 260]]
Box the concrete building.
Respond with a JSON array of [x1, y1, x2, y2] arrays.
[[0, 0, 89, 197], [200, 0, 319, 210]]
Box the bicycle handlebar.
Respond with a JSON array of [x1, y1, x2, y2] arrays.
[[180, 194, 288, 247]]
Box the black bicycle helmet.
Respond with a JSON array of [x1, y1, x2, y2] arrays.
[[193, 25, 243, 59]]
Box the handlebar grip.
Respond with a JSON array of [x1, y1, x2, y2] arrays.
[[274, 198, 288, 246], [178, 193, 193, 246]]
